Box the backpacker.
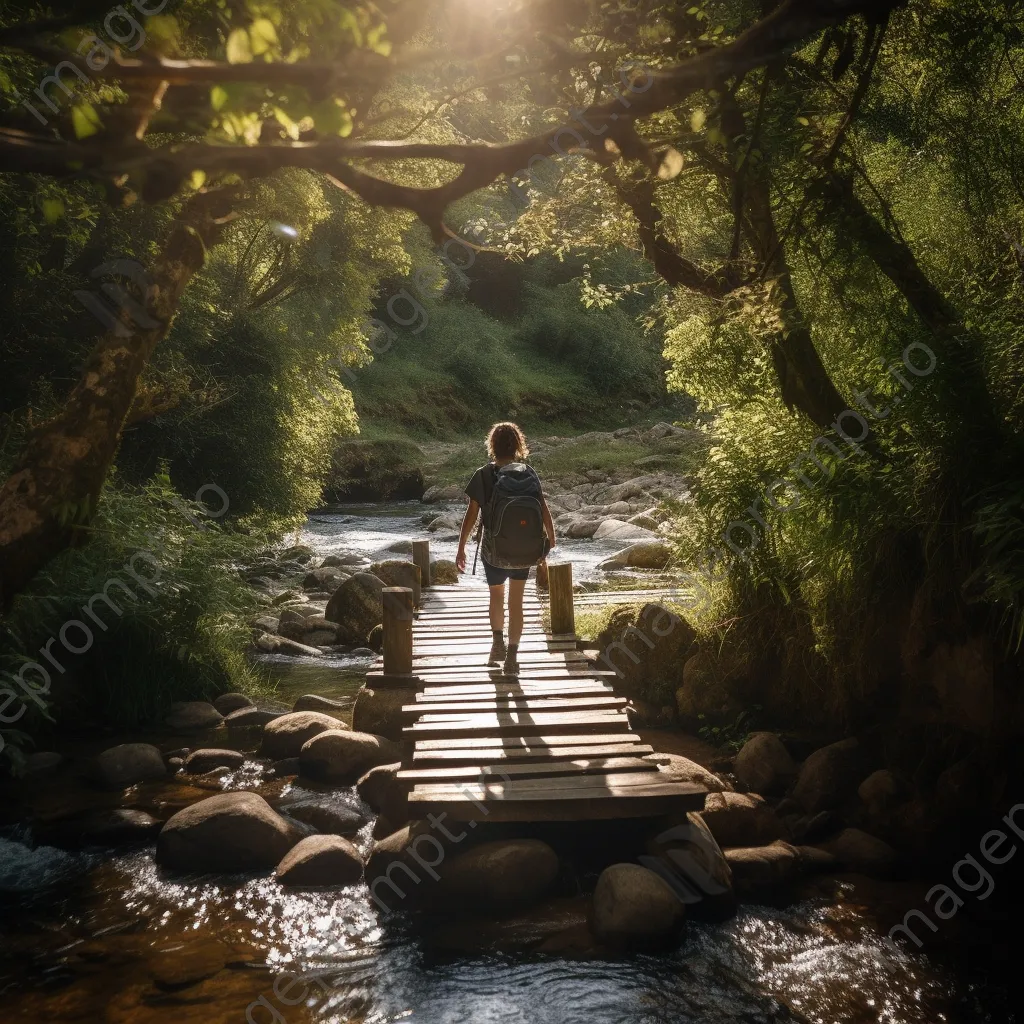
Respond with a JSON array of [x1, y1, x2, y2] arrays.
[[481, 462, 549, 569]]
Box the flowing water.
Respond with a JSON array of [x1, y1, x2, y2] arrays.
[[0, 504, 1011, 1023]]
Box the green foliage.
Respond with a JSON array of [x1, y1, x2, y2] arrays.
[[698, 706, 762, 753], [0, 471, 273, 762]]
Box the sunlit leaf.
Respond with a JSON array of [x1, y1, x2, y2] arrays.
[[226, 27, 253, 64], [250, 18, 278, 56], [690, 109, 706, 131], [71, 103, 101, 139], [656, 146, 685, 180], [210, 85, 229, 111], [42, 198, 65, 223], [190, 169, 206, 190]]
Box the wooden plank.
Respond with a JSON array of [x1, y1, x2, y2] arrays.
[[412, 769, 675, 795], [410, 742, 654, 765], [404, 711, 631, 738], [397, 756, 656, 783], [403, 696, 627, 716], [412, 732, 645, 751], [417, 684, 615, 701]]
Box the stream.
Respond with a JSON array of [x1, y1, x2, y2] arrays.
[[0, 503, 1011, 1024]]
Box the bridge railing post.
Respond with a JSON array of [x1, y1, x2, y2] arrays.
[[382, 586, 414, 675], [548, 562, 574, 636], [411, 539, 431, 588]]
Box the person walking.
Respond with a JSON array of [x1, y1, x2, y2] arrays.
[[455, 422, 555, 673]]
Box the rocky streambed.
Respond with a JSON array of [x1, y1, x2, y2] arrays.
[[0, 482, 1014, 1023]]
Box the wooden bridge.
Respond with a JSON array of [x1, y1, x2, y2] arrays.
[[366, 541, 706, 823]]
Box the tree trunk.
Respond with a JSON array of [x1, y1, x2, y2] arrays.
[[0, 189, 234, 616], [745, 173, 853, 430]]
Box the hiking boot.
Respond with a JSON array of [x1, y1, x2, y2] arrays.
[[487, 636, 507, 665], [502, 647, 519, 675]]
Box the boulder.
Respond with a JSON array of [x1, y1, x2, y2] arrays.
[[437, 839, 559, 911], [183, 748, 246, 774], [733, 733, 798, 796], [356, 763, 408, 823], [857, 769, 907, 815], [322, 551, 365, 567], [723, 841, 804, 899], [95, 743, 167, 788], [643, 753, 731, 793], [562, 517, 602, 539], [386, 539, 413, 554], [643, 811, 735, 920], [280, 543, 316, 563], [269, 757, 301, 778], [225, 707, 285, 729], [213, 692, 253, 716], [365, 822, 437, 909], [39, 807, 163, 849], [279, 799, 365, 836], [252, 615, 281, 635], [292, 693, 348, 713], [792, 738, 862, 813], [595, 603, 696, 703], [700, 791, 788, 848], [368, 560, 422, 606], [590, 864, 685, 947], [302, 567, 349, 592], [164, 702, 223, 731], [276, 835, 363, 887], [261, 711, 347, 760], [825, 828, 899, 878], [597, 540, 671, 571], [421, 483, 464, 503], [675, 650, 744, 724], [272, 636, 325, 657], [426, 514, 461, 534], [24, 751, 64, 780], [324, 572, 384, 642], [299, 730, 399, 783], [353, 686, 416, 742], [156, 792, 298, 873], [430, 559, 458, 585], [593, 520, 659, 542]]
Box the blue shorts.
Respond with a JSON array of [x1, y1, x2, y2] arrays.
[[482, 558, 530, 586]]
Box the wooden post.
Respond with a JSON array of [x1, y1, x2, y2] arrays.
[[548, 562, 574, 636], [382, 586, 414, 676], [411, 539, 431, 588]]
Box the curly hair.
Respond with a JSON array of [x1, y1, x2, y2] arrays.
[[487, 421, 529, 462]]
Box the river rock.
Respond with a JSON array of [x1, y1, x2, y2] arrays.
[[792, 738, 862, 813], [279, 799, 365, 836], [593, 520, 659, 541], [591, 863, 685, 947], [723, 841, 804, 898], [276, 835, 363, 887], [273, 636, 325, 657], [324, 572, 384, 642], [369, 560, 422, 606], [95, 743, 167, 788], [270, 757, 301, 778], [302, 567, 350, 592], [675, 650, 744, 724], [562, 517, 602, 539], [427, 514, 461, 534], [322, 551, 365, 567], [156, 792, 298, 873], [213, 692, 253, 716], [437, 839, 559, 912], [183, 748, 246, 774], [825, 828, 899, 878], [24, 751, 64, 780], [299, 729, 399, 783], [164, 702, 223, 731], [421, 483, 463, 503], [857, 769, 907, 814], [261, 711, 346, 759], [292, 693, 348, 713], [353, 686, 415, 741], [252, 615, 281, 635], [365, 822, 438, 909], [594, 603, 696, 702], [597, 540, 671, 571], [430, 559, 458, 585], [733, 733, 798, 796], [356, 763, 408, 823], [225, 707, 285, 729], [643, 753, 731, 793], [701, 792, 788, 848], [643, 811, 736, 920], [40, 807, 163, 849]]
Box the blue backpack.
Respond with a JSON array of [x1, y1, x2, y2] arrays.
[[482, 463, 549, 569]]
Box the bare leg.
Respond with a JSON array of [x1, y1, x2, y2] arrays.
[[507, 578, 527, 646], [488, 583, 505, 633]]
